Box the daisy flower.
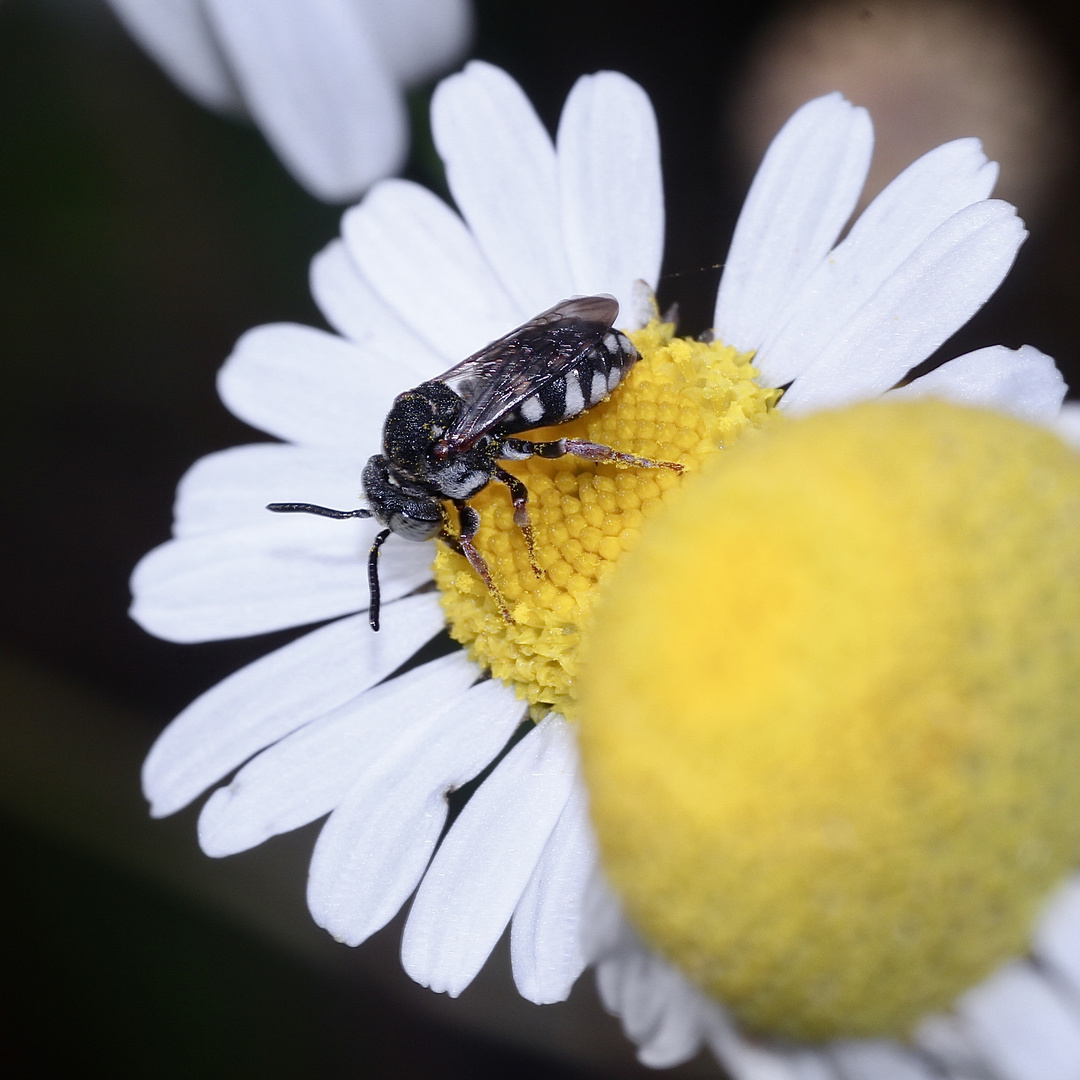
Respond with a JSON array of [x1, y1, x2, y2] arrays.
[[104, 0, 473, 201], [130, 60, 1075, 1078]]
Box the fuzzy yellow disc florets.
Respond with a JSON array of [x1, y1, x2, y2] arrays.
[[433, 320, 779, 717], [577, 399, 1080, 1041]]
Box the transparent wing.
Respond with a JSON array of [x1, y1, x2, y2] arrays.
[[436, 295, 619, 449]]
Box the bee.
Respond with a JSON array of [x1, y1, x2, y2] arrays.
[[268, 295, 683, 630]]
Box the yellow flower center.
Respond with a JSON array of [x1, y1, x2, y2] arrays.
[[433, 319, 779, 717], [577, 399, 1080, 1041]]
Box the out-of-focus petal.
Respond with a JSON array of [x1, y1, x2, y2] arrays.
[[1032, 875, 1080, 1000], [706, 1015, 824, 1080], [714, 93, 872, 353], [957, 962, 1080, 1080], [432, 61, 574, 315], [829, 1041, 939, 1080], [401, 714, 577, 996], [595, 946, 712, 1069], [888, 344, 1066, 423], [204, 0, 407, 201], [105, 0, 241, 111], [361, 0, 473, 86], [780, 200, 1027, 415], [913, 1011, 990, 1077], [556, 71, 664, 324], [307, 679, 524, 945], [141, 594, 445, 816], [1053, 403, 1080, 449]]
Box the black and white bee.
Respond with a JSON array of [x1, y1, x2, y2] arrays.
[[268, 295, 683, 630]]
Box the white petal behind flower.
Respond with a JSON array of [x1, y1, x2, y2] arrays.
[[105, 0, 473, 201], [889, 343, 1066, 423]]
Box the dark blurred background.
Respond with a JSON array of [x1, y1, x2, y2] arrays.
[[1, 0, 1078, 1075]]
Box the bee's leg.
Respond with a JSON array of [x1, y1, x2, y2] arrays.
[[441, 503, 514, 623], [366, 528, 392, 631], [493, 466, 541, 577], [503, 437, 684, 474]]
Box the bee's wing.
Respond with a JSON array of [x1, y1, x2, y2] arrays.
[[437, 295, 619, 448]]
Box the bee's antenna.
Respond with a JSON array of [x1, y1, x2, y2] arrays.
[[266, 502, 373, 519]]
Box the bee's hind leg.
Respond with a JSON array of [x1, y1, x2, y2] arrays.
[[504, 437, 684, 474]]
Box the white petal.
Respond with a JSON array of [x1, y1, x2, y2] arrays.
[[401, 714, 577, 996], [707, 1015, 822, 1080], [343, 179, 523, 359], [595, 944, 715, 1069], [361, 0, 473, 87], [1053, 404, 1080, 449], [510, 775, 597, 1004], [586, 883, 829, 1078], [633, 970, 716, 1069], [431, 61, 574, 314], [780, 200, 1027, 415], [887, 345, 1066, 422], [105, 0, 241, 111], [556, 71, 664, 323], [308, 239, 446, 379], [958, 961, 1080, 1080], [830, 1041, 938, 1080], [203, 0, 406, 201], [307, 679, 525, 945], [172, 443, 367, 538], [714, 93, 872, 352], [141, 594, 445, 816], [580, 868, 634, 961], [129, 517, 432, 642], [784, 1054, 842, 1080], [1033, 875, 1080, 999], [198, 652, 477, 856], [756, 139, 998, 387], [914, 1012, 992, 1077], [217, 322, 408, 453]]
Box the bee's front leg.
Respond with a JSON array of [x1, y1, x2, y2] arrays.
[[366, 528, 392, 631], [441, 503, 513, 623]]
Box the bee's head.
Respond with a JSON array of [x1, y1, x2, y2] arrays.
[[361, 454, 445, 542]]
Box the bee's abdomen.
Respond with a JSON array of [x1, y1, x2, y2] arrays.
[[511, 330, 638, 431]]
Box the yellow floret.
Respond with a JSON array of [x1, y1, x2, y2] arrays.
[[433, 320, 779, 716], [577, 399, 1080, 1040]]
